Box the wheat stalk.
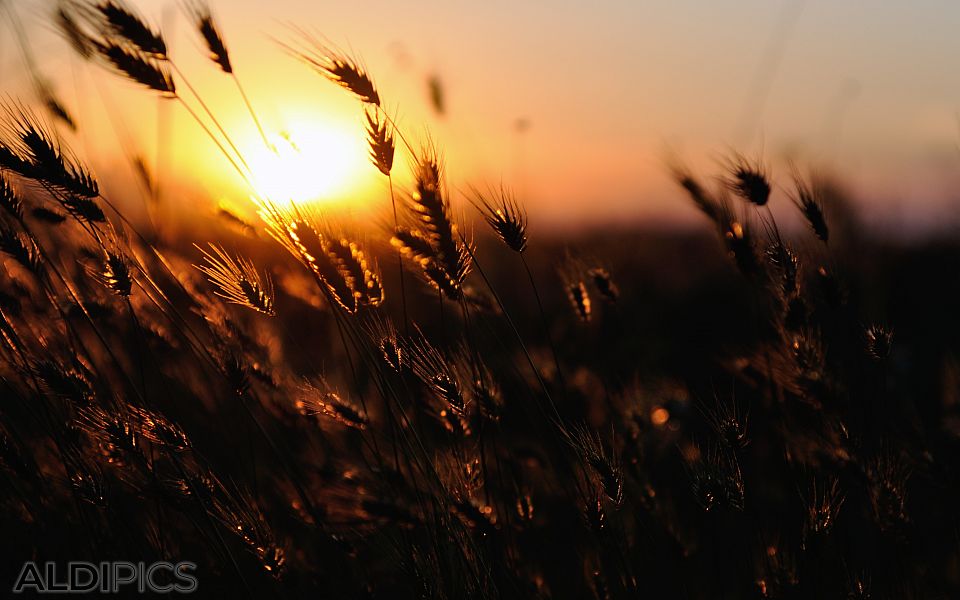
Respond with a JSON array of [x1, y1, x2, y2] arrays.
[[471, 186, 527, 254], [194, 243, 276, 316], [278, 29, 380, 106]]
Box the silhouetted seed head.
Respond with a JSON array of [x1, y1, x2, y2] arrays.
[[61, 195, 106, 223], [588, 267, 619, 302], [391, 225, 436, 264], [20, 126, 61, 171], [691, 466, 726, 512], [567, 280, 592, 322], [789, 333, 825, 389], [324, 235, 384, 307], [393, 224, 464, 299], [283, 33, 380, 105], [70, 463, 109, 506], [472, 187, 528, 253], [188, 2, 232, 73], [790, 333, 818, 374], [56, 7, 96, 59], [402, 151, 472, 298], [407, 333, 471, 431], [515, 492, 534, 522], [131, 405, 190, 452], [77, 405, 141, 463], [792, 172, 829, 243], [259, 202, 356, 311], [171, 471, 217, 505], [723, 154, 771, 206], [216, 204, 256, 237], [2, 103, 100, 197], [672, 163, 721, 222], [320, 54, 380, 105], [700, 396, 749, 451], [432, 373, 464, 413], [868, 453, 910, 531], [0, 180, 16, 209], [30, 207, 68, 224], [717, 418, 749, 448], [96, 39, 176, 95], [427, 74, 445, 116], [766, 241, 799, 298], [257, 546, 286, 578], [131, 155, 153, 194], [34, 361, 95, 405], [472, 365, 503, 423], [0, 144, 31, 174], [422, 260, 463, 300], [438, 404, 470, 436], [95, 1, 167, 58], [195, 244, 276, 316], [297, 381, 368, 430], [369, 319, 405, 371], [802, 477, 844, 538], [566, 425, 623, 505], [865, 325, 893, 361], [61, 166, 100, 199], [379, 337, 403, 371], [584, 493, 607, 533], [0, 227, 41, 274], [215, 491, 286, 577], [450, 497, 497, 537], [41, 89, 76, 131], [365, 108, 394, 176], [688, 446, 744, 512], [281, 215, 357, 312], [91, 250, 133, 296]]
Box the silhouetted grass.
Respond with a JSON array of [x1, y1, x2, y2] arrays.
[[0, 3, 958, 599]]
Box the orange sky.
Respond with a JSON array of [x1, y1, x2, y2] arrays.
[[2, 0, 960, 233]]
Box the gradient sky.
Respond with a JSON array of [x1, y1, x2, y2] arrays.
[[2, 0, 959, 232]]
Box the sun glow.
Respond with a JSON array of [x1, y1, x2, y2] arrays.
[[246, 119, 366, 204]]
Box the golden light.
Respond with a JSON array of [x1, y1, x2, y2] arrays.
[[245, 118, 366, 204], [650, 407, 670, 427]]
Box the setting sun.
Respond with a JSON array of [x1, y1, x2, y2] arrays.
[[245, 118, 366, 204]]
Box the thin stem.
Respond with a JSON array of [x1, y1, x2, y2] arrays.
[[232, 74, 270, 150], [520, 252, 567, 390], [170, 61, 252, 175], [171, 459, 255, 600], [388, 175, 409, 335], [438, 286, 445, 346], [376, 106, 415, 157], [175, 96, 251, 187], [457, 231, 563, 424], [125, 297, 147, 402]]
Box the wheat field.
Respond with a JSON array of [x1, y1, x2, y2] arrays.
[[0, 1, 958, 598]]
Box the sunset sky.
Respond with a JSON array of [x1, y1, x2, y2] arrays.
[[2, 0, 959, 232]]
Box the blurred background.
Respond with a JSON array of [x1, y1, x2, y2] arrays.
[[1, 0, 959, 234]]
